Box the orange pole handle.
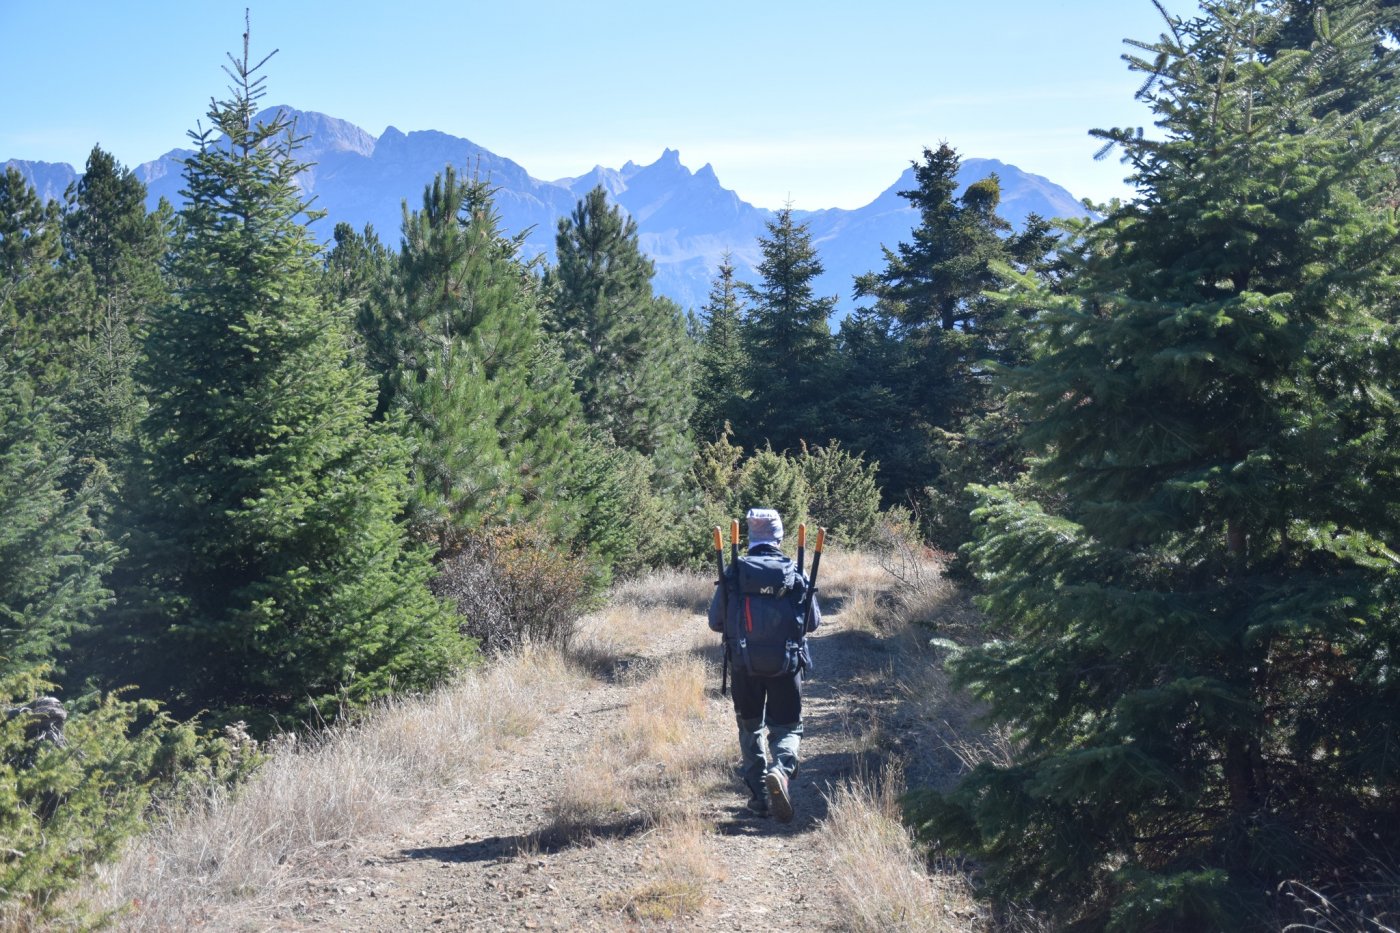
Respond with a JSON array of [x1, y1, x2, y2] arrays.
[[797, 524, 807, 548], [815, 527, 827, 553], [712, 526, 723, 552], [730, 519, 740, 545]]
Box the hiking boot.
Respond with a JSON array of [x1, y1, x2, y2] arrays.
[[745, 793, 770, 817], [765, 768, 793, 823]]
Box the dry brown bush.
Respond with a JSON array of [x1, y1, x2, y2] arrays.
[[432, 524, 593, 654]]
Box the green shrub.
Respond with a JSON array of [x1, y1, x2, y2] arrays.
[[0, 670, 250, 928], [691, 429, 743, 514], [798, 441, 881, 547], [734, 445, 809, 534], [560, 436, 654, 579]]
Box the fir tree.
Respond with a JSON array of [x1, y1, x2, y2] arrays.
[[849, 144, 1057, 539], [737, 207, 836, 453], [0, 357, 114, 678], [911, 4, 1400, 928], [691, 253, 748, 441], [101, 32, 462, 729], [548, 186, 695, 484], [0, 168, 84, 397]]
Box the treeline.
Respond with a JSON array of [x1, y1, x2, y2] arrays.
[[4, 0, 1400, 927]]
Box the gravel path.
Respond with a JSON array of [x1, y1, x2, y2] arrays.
[[279, 594, 913, 932]]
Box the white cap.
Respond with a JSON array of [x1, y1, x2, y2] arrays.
[[746, 508, 783, 547]]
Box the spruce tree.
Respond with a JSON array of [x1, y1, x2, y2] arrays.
[[102, 34, 462, 729], [911, 4, 1400, 928], [548, 186, 694, 484], [737, 207, 836, 453], [691, 253, 748, 441]]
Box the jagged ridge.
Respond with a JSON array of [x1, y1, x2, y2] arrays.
[[5, 107, 1090, 315]]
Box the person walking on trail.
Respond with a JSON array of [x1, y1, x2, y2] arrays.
[[708, 507, 821, 822]]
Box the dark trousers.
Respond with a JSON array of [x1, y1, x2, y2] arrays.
[[729, 667, 803, 795]]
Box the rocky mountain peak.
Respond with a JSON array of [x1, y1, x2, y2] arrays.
[[4, 109, 1090, 316]]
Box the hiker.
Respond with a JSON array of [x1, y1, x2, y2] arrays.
[[708, 507, 821, 822]]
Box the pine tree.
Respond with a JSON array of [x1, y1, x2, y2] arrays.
[[59, 146, 169, 481], [737, 207, 836, 453], [691, 253, 748, 441], [323, 221, 394, 359], [911, 4, 1400, 928], [363, 168, 583, 546], [548, 186, 695, 483], [101, 33, 462, 729]]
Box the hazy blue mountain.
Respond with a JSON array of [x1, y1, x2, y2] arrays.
[[796, 158, 1086, 308], [4, 160, 78, 203], [5, 107, 1091, 316]]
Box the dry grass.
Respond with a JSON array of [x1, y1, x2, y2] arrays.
[[822, 546, 895, 595], [817, 764, 985, 933], [814, 548, 889, 635], [601, 815, 724, 922], [1276, 869, 1400, 932], [570, 570, 710, 668], [541, 654, 723, 842], [610, 568, 714, 615], [624, 656, 711, 775], [539, 651, 727, 918], [544, 743, 633, 841], [78, 647, 588, 931]]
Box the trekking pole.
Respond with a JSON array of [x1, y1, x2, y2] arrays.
[[729, 518, 742, 693], [796, 523, 807, 576], [802, 527, 826, 631], [714, 526, 730, 697]]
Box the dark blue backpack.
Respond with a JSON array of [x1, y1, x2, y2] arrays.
[[725, 553, 811, 678]]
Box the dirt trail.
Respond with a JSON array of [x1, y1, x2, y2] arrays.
[[283, 591, 917, 932]]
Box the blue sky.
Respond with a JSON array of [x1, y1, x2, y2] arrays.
[[2, 0, 1191, 209]]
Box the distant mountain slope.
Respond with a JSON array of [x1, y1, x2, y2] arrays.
[[5, 160, 78, 203], [5, 108, 1091, 316]]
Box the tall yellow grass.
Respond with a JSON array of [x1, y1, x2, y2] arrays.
[[79, 648, 587, 931], [571, 568, 712, 664], [818, 766, 985, 933]]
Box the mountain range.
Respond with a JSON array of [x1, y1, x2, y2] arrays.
[[6, 107, 1091, 315]]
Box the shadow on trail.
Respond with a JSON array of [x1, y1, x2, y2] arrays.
[[566, 649, 659, 685], [400, 813, 652, 865], [690, 623, 899, 837]]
